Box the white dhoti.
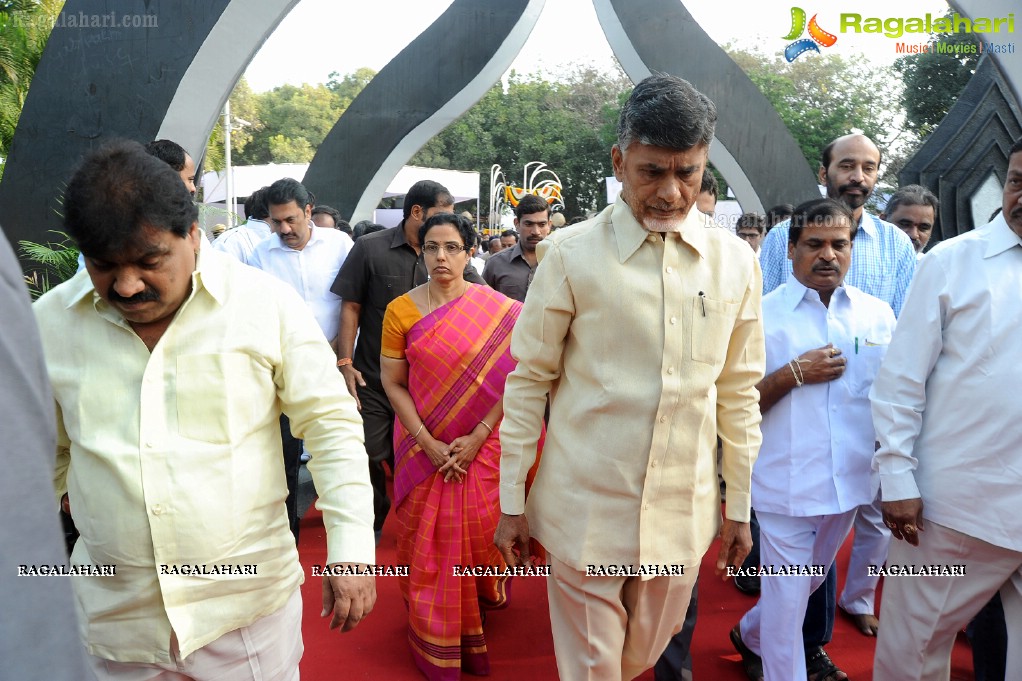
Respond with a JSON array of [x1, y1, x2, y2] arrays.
[[738, 509, 856, 681]]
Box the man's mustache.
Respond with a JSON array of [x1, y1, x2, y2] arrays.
[[839, 182, 869, 195], [108, 288, 160, 304]]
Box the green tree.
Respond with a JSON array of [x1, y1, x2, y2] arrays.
[[0, 0, 61, 176], [726, 46, 902, 178], [894, 13, 979, 137], [204, 77, 262, 171], [409, 66, 631, 220], [237, 83, 344, 164], [327, 67, 376, 110]]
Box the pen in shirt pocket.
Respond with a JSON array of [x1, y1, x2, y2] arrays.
[[698, 291, 706, 317]]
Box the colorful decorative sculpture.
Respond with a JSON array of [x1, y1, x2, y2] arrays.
[[489, 162, 564, 233]]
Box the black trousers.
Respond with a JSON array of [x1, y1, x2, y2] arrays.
[[280, 415, 302, 543], [356, 382, 395, 533]]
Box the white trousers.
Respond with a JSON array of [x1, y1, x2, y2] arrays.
[[838, 494, 891, 615], [85, 589, 303, 681], [739, 509, 856, 681], [874, 520, 1022, 681], [546, 553, 698, 681]]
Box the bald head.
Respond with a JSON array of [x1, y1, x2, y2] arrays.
[[819, 134, 881, 218]]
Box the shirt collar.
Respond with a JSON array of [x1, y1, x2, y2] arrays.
[[983, 214, 1022, 258], [780, 272, 847, 311], [611, 197, 708, 263], [389, 222, 413, 250], [857, 211, 879, 239], [508, 242, 527, 261]]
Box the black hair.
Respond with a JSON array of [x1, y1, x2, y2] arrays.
[[64, 139, 197, 257], [766, 203, 795, 226], [788, 198, 857, 246], [265, 178, 312, 209], [144, 139, 189, 172], [500, 229, 519, 242], [245, 187, 270, 220], [418, 212, 477, 251], [514, 194, 551, 220], [352, 220, 386, 240], [403, 180, 453, 220], [700, 168, 719, 196], [736, 213, 766, 234], [884, 185, 938, 217], [311, 204, 342, 226], [617, 73, 716, 150]]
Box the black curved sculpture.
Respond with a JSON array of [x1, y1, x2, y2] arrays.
[[899, 55, 1022, 241], [0, 0, 300, 251], [303, 0, 543, 222], [594, 0, 821, 213]]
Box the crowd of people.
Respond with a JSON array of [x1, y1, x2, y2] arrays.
[[3, 71, 1021, 681]]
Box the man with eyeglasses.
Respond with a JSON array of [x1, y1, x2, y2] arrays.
[[482, 194, 552, 302], [736, 213, 767, 255]]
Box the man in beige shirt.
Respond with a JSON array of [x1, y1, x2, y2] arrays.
[[34, 141, 375, 680], [495, 74, 765, 680]]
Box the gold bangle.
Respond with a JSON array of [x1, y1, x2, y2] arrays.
[[478, 420, 493, 433], [413, 423, 424, 438]]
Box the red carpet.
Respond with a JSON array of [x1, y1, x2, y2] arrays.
[[296, 499, 976, 680]]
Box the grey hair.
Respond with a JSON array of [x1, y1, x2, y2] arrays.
[[617, 73, 717, 151], [884, 184, 938, 216]]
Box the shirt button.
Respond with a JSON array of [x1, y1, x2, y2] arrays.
[[670, 317, 677, 325], [659, 416, 667, 423], [666, 266, 673, 274], [667, 367, 675, 375], [145, 441, 154, 448], [151, 504, 163, 515], [651, 461, 657, 468], [644, 503, 650, 510]]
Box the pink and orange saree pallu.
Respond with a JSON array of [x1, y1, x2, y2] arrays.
[[393, 285, 541, 680]]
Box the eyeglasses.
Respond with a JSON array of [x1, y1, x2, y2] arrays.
[[423, 242, 466, 256], [737, 232, 762, 240]]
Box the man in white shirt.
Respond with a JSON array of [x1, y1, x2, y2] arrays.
[[250, 177, 354, 540], [870, 138, 1022, 680], [250, 178, 353, 344], [731, 198, 895, 681], [211, 187, 272, 264]]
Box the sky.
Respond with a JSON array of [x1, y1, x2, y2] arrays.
[[244, 0, 956, 92]]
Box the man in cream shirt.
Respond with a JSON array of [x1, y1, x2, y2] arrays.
[[34, 141, 375, 680], [495, 74, 765, 681]]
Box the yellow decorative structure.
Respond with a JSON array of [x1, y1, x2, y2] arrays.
[[489, 162, 564, 234]]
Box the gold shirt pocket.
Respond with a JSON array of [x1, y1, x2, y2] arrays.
[[689, 295, 739, 366]]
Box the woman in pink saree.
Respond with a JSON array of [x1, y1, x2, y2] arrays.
[[380, 213, 538, 680]]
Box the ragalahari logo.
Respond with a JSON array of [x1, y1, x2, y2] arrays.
[[783, 7, 838, 61]]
